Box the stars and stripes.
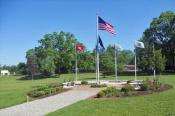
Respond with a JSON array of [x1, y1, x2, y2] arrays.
[[98, 16, 116, 36]]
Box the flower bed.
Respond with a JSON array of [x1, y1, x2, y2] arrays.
[[27, 82, 64, 98], [95, 79, 173, 98]]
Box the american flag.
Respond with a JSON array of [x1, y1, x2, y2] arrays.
[[98, 16, 116, 35]]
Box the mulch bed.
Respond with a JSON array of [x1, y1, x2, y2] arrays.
[[134, 84, 173, 96], [30, 88, 72, 100], [89, 84, 173, 99]]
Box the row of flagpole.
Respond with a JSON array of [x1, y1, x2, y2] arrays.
[[74, 14, 162, 84]]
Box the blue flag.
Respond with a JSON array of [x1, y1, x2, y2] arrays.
[[153, 34, 162, 44], [96, 36, 105, 53]]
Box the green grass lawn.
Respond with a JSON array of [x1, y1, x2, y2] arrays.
[[47, 75, 175, 116]]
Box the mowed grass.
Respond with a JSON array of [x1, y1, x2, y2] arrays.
[[48, 75, 175, 116]]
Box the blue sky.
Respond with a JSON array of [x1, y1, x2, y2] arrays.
[[0, 0, 175, 65]]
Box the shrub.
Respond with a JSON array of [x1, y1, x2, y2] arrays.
[[153, 78, 162, 90], [36, 85, 48, 91], [121, 84, 134, 93], [50, 88, 57, 93], [97, 91, 105, 98], [140, 82, 150, 91], [113, 90, 124, 97], [126, 91, 134, 96], [81, 81, 88, 85], [103, 87, 116, 95], [44, 88, 51, 94], [28, 90, 45, 97], [106, 89, 123, 97], [55, 86, 63, 91], [91, 83, 107, 88]]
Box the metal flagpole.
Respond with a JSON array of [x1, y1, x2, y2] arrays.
[[75, 50, 78, 82], [153, 41, 156, 79], [135, 47, 137, 81], [75, 43, 78, 83], [115, 46, 118, 80], [96, 14, 100, 84]]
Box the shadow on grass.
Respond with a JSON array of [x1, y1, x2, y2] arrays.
[[17, 74, 61, 81]]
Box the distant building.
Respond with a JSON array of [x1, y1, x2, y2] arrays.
[[124, 65, 138, 72], [0, 70, 10, 76]]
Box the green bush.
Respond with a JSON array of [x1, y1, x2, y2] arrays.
[[97, 91, 105, 98], [50, 88, 56, 93], [55, 86, 63, 91], [113, 90, 124, 97], [44, 88, 51, 94], [81, 81, 88, 85], [96, 87, 123, 98], [126, 91, 134, 96], [140, 82, 150, 91], [104, 89, 123, 97], [36, 85, 48, 91], [91, 83, 107, 88], [103, 87, 116, 95], [121, 84, 134, 93], [28, 90, 45, 97], [153, 78, 162, 90]]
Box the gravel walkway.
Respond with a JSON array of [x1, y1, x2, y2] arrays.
[[0, 85, 101, 116]]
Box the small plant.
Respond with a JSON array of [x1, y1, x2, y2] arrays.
[[36, 85, 48, 91], [103, 87, 116, 95], [81, 80, 88, 85], [96, 87, 123, 98], [121, 84, 134, 93], [97, 91, 105, 98], [126, 91, 134, 96], [106, 89, 123, 97], [27, 90, 45, 97], [91, 83, 107, 88], [153, 78, 162, 90], [140, 82, 150, 91]]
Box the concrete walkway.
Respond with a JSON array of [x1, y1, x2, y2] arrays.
[[0, 85, 101, 116]]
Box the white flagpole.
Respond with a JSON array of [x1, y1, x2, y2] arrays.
[[153, 41, 156, 79], [96, 14, 100, 84], [135, 47, 137, 81], [115, 46, 118, 80], [75, 44, 78, 83], [75, 51, 78, 82]]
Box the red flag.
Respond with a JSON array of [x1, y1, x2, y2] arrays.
[[76, 44, 85, 52]]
